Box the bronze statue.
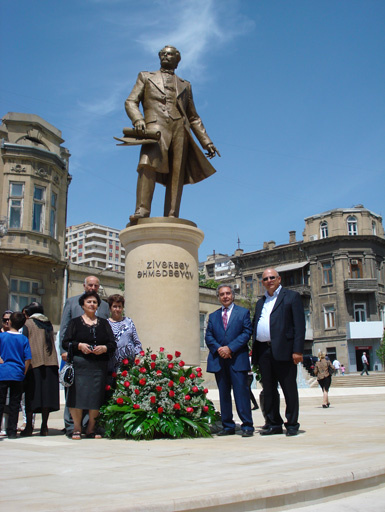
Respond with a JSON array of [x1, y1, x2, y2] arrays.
[[123, 45, 220, 222]]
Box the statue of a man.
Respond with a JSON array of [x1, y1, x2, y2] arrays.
[[125, 45, 220, 222]]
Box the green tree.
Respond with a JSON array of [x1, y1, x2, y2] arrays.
[[199, 272, 219, 289]]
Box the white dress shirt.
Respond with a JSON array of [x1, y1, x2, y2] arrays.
[[222, 302, 234, 323], [256, 285, 282, 342]]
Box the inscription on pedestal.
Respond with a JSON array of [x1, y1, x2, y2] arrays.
[[137, 260, 194, 280]]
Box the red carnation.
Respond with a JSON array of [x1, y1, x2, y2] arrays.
[[203, 405, 209, 412], [124, 381, 130, 388], [139, 367, 146, 374], [168, 380, 174, 387], [186, 407, 194, 413], [169, 390, 175, 398], [111, 372, 117, 378], [203, 388, 208, 394], [190, 373, 195, 379], [139, 350, 145, 356], [197, 372, 202, 378], [134, 389, 140, 395], [150, 362, 156, 369], [179, 361, 185, 367], [196, 367, 202, 372], [167, 354, 173, 361], [157, 407, 164, 414], [185, 394, 191, 401], [133, 404, 140, 409], [105, 384, 111, 391], [156, 385, 162, 392], [122, 359, 129, 365], [173, 403, 181, 410], [150, 396, 156, 404], [168, 363, 174, 369], [179, 376, 186, 384], [121, 370, 128, 377], [192, 386, 199, 393], [139, 378, 146, 386], [175, 351, 181, 358], [151, 354, 157, 361], [116, 397, 124, 405], [135, 358, 140, 365], [159, 347, 165, 352], [156, 370, 162, 375]]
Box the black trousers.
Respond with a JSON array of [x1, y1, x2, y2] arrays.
[[0, 380, 23, 435], [258, 343, 299, 430]]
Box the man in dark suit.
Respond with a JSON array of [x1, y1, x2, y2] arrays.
[[205, 284, 254, 437], [59, 275, 109, 436], [252, 268, 305, 436], [125, 45, 220, 221]]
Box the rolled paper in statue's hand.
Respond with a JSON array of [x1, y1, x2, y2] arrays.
[[114, 128, 161, 146]]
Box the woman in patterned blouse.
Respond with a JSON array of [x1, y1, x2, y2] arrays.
[[107, 294, 142, 372], [313, 352, 334, 408]]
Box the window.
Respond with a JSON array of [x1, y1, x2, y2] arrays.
[[322, 261, 333, 285], [347, 215, 358, 235], [9, 278, 39, 311], [50, 192, 57, 237], [324, 305, 336, 329], [8, 182, 24, 229], [320, 221, 328, 239], [350, 259, 363, 278], [245, 275, 253, 296], [304, 309, 311, 332], [354, 303, 367, 322], [32, 185, 45, 232], [381, 306, 385, 327], [372, 221, 377, 236]]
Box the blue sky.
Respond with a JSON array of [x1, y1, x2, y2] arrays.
[[1, 0, 384, 261]]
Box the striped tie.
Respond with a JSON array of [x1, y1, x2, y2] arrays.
[[223, 308, 228, 330]]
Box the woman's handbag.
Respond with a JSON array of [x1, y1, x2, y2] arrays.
[[59, 342, 75, 387]]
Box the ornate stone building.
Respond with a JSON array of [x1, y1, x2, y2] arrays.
[[0, 113, 71, 329], [231, 206, 385, 373]]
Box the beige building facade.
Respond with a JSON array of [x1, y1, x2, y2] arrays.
[[231, 206, 385, 373], [0, 113, 71, 329]]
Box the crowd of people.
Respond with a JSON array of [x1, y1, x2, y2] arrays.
[[0, 268, 366, 441], [0, 276, 143, 440]]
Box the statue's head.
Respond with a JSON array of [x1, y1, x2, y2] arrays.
[[158, 45, 181, 70]]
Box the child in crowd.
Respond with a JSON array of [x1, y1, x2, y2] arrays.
[[340, 364, 345, 376], [0, 312, 32, 439]]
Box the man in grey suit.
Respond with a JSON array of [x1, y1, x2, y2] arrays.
[[59, 275, 110, 436], [125, 45, 220, 221]]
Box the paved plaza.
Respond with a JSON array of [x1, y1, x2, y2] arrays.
[[1, 386, 384, 512]]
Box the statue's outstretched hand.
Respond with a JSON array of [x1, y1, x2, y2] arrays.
[[205, 143, 221, 159], [134, 119, 146, 133]]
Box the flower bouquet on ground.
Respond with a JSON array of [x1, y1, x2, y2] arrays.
[[98, 347, 219, 440]]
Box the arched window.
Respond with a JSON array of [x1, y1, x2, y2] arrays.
[[347, 216, 358, 235], [320, 221, 328, 239], [372, 221, 377, 236]]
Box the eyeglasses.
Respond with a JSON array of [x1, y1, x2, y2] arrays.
[[262, 276, 278, 282], [2, 318, 10, 323]]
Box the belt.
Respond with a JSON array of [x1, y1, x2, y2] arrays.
[[258, 341, 272, 347]]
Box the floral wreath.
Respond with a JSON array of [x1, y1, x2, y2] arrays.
[[98, 347, 219, 440]]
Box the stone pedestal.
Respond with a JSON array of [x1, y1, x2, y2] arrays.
[[119, 218, 204, 366]]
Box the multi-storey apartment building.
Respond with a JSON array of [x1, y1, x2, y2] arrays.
[[65, 222, 125, 272], [0, 113, 71, 328], [230, 206, 385, 373]]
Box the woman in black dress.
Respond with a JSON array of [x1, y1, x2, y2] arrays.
[[62, 291, 116, 439]]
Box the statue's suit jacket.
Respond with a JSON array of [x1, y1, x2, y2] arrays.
[[205, 305, 252, 373], [59, 295, 109, 349], [125, 70, 216, 185], [251, 288, 305, 364]]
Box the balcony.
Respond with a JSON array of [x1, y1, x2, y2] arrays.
[[286, 284, 311, 296], [344, 279, 378, 293], [346, 321, 383, 340]]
